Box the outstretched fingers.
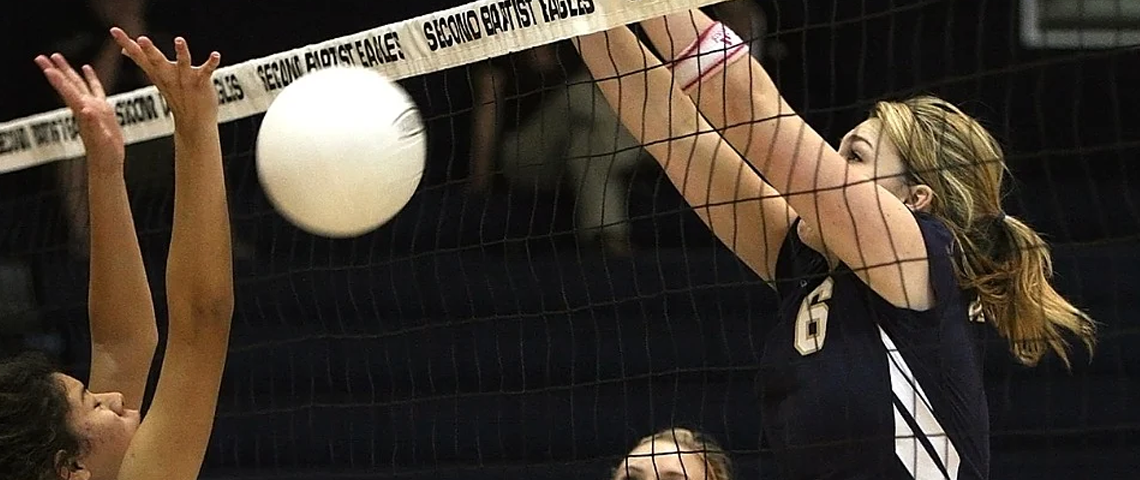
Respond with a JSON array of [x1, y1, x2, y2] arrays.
[[40, 69, 81, 105], [176, 37, 221, 78], [112, 28, 147, 70], [82, 65, 107, 99], [111, 27, 158, 71], [51, 53, 91, 96], [200, 51, 222, 76], [111, 27, 221, 81], [35, 55, 85, 107], [174, 37, 191, 68], [136, 36, 170, 67], [33, 55, 54, 72]]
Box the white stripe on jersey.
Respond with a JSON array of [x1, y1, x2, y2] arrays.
[[879, 326, 962, 479]]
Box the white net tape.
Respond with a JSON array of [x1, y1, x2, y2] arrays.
[[0, 0, 729, 174]]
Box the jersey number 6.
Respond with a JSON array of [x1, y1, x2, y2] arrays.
[[795, 277, 834, 355]]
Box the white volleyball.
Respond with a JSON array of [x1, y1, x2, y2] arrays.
[[256, 66, 426, 238]]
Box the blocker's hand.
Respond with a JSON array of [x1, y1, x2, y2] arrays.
[[35, 53, 125, 171], [111, 27, 221, 123]]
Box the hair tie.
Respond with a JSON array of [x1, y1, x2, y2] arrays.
[[990, 212, 1008, 231], [989, 212, 1012, 261]]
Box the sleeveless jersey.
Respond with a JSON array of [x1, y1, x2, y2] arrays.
[[758, 212, 990, 479]]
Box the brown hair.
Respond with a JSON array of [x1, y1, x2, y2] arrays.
[[872, 95, 1096, 367]]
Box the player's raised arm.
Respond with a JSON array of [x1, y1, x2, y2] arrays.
[[640, 10, 933, 309], [574, 27, 793, 281], [33, 53, 158, 411], [110, 28, 234, 480]]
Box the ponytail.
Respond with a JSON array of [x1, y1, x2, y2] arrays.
[[871, 94, 1095, 368], [960, 214, 1096, 368]]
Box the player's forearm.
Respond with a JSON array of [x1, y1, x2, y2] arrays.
[[577, 27, 778, 276], [640, 11, 777, 132], [87, 165, 159, 347], [574, 29, 748, 206], [640, 11, 837, 201], [166, 120, 234, 323]]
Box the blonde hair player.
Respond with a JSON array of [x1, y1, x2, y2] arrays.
[[0, 29, 233, 480], [575, 10, 1095, 480], [613, 428, 732, 480]]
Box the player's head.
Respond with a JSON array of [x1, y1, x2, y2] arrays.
[[612, 427, 732, 480], [0, 352, 141, 480], [842, 94, 1095, 367], [838, 96, 999, 215]]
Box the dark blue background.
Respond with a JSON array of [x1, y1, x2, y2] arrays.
[[3, 0, 1138, 478]]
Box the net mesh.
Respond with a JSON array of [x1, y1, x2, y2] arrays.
[[1, 0, 1138, 479]]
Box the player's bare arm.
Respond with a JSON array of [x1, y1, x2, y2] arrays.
[[34, 52, 158, 411], [109, 27, 235, 480], [574, 27, 788, 282], [640, 10, 933, 310]]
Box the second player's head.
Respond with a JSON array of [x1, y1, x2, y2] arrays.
[[0, 352, 141, 480], [838, 95, 1095, 367], [612, 427, 732, 480]]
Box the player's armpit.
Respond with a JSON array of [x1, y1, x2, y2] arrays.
[[574, 27, 792, 282]]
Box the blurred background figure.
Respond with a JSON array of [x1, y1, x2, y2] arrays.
[[469, 42, 648, 256], [27, 0, 153, 261], [0, 0, 150, 355], [613, 427, 733, 480]]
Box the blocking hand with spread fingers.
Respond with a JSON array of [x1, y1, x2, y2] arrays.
[[35, 53, 125, 173], [0, 27, 234, 480], [110, 27, 221, 122]]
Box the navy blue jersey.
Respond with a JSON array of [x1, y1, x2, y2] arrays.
[[758, 212, 990, 479]]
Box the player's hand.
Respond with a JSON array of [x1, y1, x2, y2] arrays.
[[110, 27, 221, 123], [35, 53, 125, 174]]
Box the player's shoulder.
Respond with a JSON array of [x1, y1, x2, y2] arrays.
[[875, 211, 971, 322], [914, 211, 956, 252], [912, 211, 961, 286]]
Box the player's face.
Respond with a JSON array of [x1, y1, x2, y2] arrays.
[[56, 373, 141, 480], [838, 118, 914, 201], [612, 439, 711, 480]]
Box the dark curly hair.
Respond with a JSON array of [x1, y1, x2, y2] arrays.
[[0, 351, 82, 480]]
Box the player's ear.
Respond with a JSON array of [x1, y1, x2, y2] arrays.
[[906, 184, 934, 212], [55, 452, 91, 480]]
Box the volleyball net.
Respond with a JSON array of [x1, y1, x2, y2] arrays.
[[0, 0, 733, 172], [1, 0, 1139, 478]]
